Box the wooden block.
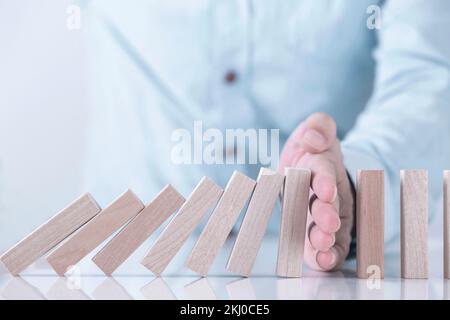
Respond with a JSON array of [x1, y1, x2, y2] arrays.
[[92, 185, 185, 276], [444, 170, 450, 279], [185, 171, 256, 276], [0, 194, 100, 276], [47, 190, 145, 276], [356, 170, 384, 279], [401, 170, 428, 279], [226, 168, 285, 277], [141, 177, 223, 275], [277, 168, 310, 278]]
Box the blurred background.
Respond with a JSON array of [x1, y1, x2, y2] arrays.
[[0, 0, 89, 249], [0, 1, 444, 259]]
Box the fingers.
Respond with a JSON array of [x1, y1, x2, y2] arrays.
[[306, 196, 351, 271], [279, 112, 337, 173], [281, 112, 349, 272], [278, 145, 305, 174], [299, 153, 337, 203], [303, 215, 340, 272], [309, 224, 335, 252], [298, 113, 337, 154], [310, 199, 340, 233], [278, 123, 307, 173], [303, 153, 343, 271], [316, 248, 339, 270]]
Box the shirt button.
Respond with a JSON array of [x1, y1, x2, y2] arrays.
[[224, 70, 238, 84]]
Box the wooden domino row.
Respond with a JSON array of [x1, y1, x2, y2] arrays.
[[0, 169, 290, 278], [357, 169, 448, 279], [1, 168, 450, 279]]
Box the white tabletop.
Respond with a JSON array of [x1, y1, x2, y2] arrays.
[[1, 233, 448, 300]]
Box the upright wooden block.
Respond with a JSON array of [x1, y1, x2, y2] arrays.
[[356, 170, 384, 279], [185, 171, 256, 276], [277, 168, 311, 278], [47, 190, 145, 276], [401, 170, 428, 279], [141, 177, 223, 276], [0, 194, 100, 276], [92, 185, 185, 276], [226, 168, 285, 277], [444, 170, 450, 279]]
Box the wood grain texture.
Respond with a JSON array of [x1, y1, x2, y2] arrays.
[[444, 171, 450, 279], [0, 194, 100, 275], [276, 168, 310, 278], [401, 170, 428, 279], [47, 190, 145, 276], [226, 168, 285, 277], [185, 171, 256, 276], [141, 177, 223, 276], [356, 170, 384, 279], [92, 185, 185, 276]]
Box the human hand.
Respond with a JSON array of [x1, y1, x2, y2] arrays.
[[279, 113, 354, 271]]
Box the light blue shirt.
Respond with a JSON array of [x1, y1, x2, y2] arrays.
[[82, 0, 450, 243]]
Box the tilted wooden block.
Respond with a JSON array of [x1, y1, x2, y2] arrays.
[[47, 190, 145, 276], [141, 177, 223, 276], [185, 171, 256, 276], [277, 168, 310, 278], [444, 171, 450, 279], [356, 170, 384, 279], [92, 185, 185, 276], [0, 193, 101, 275], [401, 170, 428, 279], [227, 168, 285, 277]]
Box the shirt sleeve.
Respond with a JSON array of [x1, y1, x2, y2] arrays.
[[341, 0, 450, 243]]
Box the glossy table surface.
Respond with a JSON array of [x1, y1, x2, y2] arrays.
[[1, 233, 449, 300]]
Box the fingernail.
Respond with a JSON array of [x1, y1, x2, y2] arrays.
[[336, 218, 341, 231], [331, 186, 338, 202], [330, 252, 337, 266], [303, 129, 326, 149], [331, 233, 336, 246]]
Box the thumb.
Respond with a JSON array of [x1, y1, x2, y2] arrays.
[[278, 112, 337, 173], [298, 112, 337, 154]]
